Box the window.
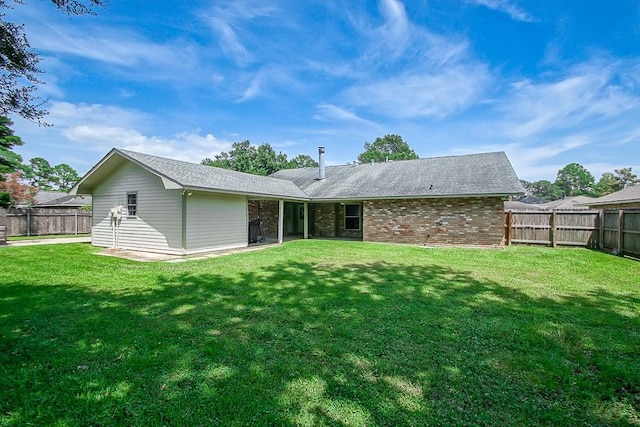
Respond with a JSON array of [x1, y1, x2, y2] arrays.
[[344, 203, 361, 230], [127, 193, 137, 217]]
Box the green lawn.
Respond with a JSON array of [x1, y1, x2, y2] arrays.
[[0, 241, 639, 426]]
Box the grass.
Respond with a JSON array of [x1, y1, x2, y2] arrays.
[[0, 241, 639, 426], [7, 233, 90, 241]]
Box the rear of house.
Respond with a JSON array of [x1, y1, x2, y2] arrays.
[[72, 148, 524, 255], [89, 157, 249, 254], [271, 151, 522, 247]]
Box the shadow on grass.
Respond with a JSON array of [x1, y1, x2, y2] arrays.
[[1, 250, 639, 425]]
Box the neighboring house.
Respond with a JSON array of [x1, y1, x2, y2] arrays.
[[70, 148, 524, 255], [34, 190, 67, 205], [580, 184, 640, 209], [518, 195, 548, 204], [33, 194, 92, 208], [14, 190, 62, 209], [505, 195, 595, 211], [541, 195, 594, 210], [504, 200, 541, 210], [15, 190, 91, 209]]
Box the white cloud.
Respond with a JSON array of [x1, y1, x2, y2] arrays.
[[345, 64, 492, 119], [203, 1, 276, 66], [13, 102, 232, 171], [63, 125, 230, 163], [332, 1, 492, 120], [314, 104, 374, 125], [499, 62, 640, 140], [467, 0, 536, 22], [30, 25, 199, 75]]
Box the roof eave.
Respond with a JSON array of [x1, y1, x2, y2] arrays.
[[70, 148, 184, 195], [182, 185, 310, 201], [308, 192, 520, 202], [581, 198, 640, 207]]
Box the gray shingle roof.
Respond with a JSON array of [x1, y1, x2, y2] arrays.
[[117, 149, 309, 199], [271, 151, 524, 200], [35, 194, 92, 207], [581, 184, 640, 207], [73, 149, 524, 201]]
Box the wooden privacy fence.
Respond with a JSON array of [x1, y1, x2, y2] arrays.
[[505, 209, 640, 258], [601, 209, 640, 258], [0, 214, 6, 245], [0, 208, 92, 237]]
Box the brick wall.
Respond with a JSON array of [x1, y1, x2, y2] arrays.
[[311, 203, 336, 237], [363, 197, 505, 246], [248, 200, 279, 238], [336, 203, 364, 239], [310, 203, 364, 239]]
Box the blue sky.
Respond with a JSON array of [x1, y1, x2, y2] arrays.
[[7, 0, 640, 181]]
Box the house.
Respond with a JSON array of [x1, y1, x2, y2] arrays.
[[579, 184, 640, 209], [33, 192, 92, 208], [505, 195, 595, 211], [541, 195, 595, 210], [70, 148, 524, 255]]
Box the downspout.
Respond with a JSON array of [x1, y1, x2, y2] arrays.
[[181, 191, 187, 254]]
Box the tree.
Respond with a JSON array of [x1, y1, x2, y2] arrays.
[[1, 0, 105, 122], [594, 172, 620, 197], [53, 163, 81, 191], [288, 154, 318, 169], [24, 157, 54, 189], [529, 180, 563, 201], [554, 163, 595, 197], [202, 141, 291, 176], [22, 157, 80, 191], [594, 167, 639, 196], [0, 115, 23, 204], [613, 167, 639, 189], [0, 115, 23, 174], [0, 171, 36, 207], [202, 141, 320, 175], [357, 134, 419, 163]]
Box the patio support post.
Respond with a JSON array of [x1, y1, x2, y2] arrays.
[[278, 200, 284, 243], [303, 202, 309, 239]]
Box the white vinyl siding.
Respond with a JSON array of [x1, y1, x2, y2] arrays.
[[92, 161, 182, 254], [185, 192, 247, 252]]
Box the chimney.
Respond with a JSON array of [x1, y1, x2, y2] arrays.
[[318, 146, 326, 180]]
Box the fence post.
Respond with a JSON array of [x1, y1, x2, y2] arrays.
[[505, 211, 512, 246], [0, 213, 6, 245], [617, 210, 624, 256], [551, 210, 557, 248], [26, 208, 30, 237], [598, 210, 604, 249], [75, 210, 78, 235]]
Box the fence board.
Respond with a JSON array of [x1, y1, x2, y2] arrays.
[[508, 210, 599, 247], [622, 210, 640, 257], [507, 208, 640, 257], [0, 208, 91, 237]]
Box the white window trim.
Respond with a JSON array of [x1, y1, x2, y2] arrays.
[[126, 192, 138, 217]]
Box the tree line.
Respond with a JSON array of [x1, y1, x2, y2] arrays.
[[201, 134, 418, 175], [521, 163, 639, 201], [0, 116, 81, 207]]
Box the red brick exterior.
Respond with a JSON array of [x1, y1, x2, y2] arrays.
[[363, 197, 505, 246], [311, 203, 336, 237], [310, 203, 363, 239], [249, 197, 506, 246], [248, 200, 279, 238]]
